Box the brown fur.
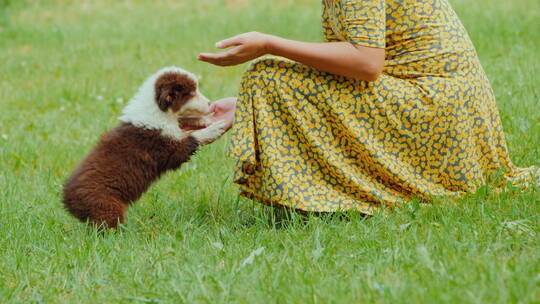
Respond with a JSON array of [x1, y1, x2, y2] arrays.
[[62, 73, 201, 229], [155, 72, 197, 112]]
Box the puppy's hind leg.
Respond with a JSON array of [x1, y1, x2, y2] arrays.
[[89, 197, 127, 229]]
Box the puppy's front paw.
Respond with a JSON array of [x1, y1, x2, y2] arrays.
[[191, 120, 227, 145]]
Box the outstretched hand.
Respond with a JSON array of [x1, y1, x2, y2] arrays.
[[205, 97, 237, 131], [179, 98, 236, 131], [198, 32, 271, 66]]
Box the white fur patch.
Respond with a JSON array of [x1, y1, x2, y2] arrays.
[[192, 120, 227, 145], [119, 67, 199, 139]]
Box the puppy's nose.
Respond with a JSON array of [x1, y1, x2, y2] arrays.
[[201, 95, 210, 106]]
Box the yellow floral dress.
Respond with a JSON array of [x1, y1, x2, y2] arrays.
[[228, 0, 538, 214]]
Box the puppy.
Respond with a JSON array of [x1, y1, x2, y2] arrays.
[[62, 67, 226, 229]]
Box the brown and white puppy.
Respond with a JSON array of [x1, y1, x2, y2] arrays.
[[62, 67, 226, 229]]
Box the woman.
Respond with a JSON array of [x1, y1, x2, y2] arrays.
[[197, 0, 537, 214]]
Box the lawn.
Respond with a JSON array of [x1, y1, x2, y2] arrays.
[[0, 0, 539, 303]]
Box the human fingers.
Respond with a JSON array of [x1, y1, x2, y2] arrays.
[[198, 57, 236, 67], [198, 51, 230, 61], [198, 49, 239, 65], [204, 103, 217, 115], [212, 113, 234, 131], [198, 54, 241, 67], [215, 34, 244, 49]]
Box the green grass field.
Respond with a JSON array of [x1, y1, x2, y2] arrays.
[[0, 0, 539, 303]]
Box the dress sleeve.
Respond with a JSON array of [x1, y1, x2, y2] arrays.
[[322, 3, 341, 42], [341, 0, 386, 48]]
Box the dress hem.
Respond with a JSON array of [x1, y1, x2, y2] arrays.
[[235, 179, 381, 216]]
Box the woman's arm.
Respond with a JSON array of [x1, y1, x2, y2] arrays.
[[198, 32, 385, 81]]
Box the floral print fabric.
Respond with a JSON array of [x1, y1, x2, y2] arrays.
[[228, 0, 538, 213]]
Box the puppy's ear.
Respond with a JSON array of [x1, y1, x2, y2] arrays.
[[157, 90, 173, 112], [155, 72, 197, 112]]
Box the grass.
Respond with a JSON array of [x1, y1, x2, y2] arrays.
[[0, 0, 539, 303]]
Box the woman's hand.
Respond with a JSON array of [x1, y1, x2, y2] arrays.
[[180, 98, 236, 131], [205, 97, 237, 131], [198, 32, 272, 66], [199, 32, 384, 81]]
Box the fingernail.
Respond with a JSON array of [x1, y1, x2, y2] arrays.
[[215, 42, 223, 48]]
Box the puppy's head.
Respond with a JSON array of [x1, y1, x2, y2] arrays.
[[154, 71, 209, 118]]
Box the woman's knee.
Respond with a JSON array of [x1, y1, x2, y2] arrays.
[[240, 58, 287, 90]]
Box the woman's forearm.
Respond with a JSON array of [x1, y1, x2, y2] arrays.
[[265, 35, 385, 81], [199, 31, 385, 81]]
